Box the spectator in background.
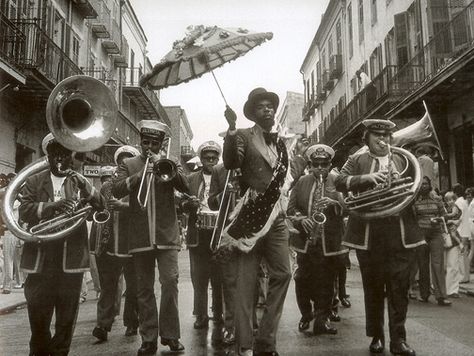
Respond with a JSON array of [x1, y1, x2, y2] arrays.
[[412, 176, 451, 306], [415, 146, 437, 193], [444, 191, 463, 298], [453, 184, 472, 283]]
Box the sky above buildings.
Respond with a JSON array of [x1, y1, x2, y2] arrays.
[[132, 0, 329, 150]]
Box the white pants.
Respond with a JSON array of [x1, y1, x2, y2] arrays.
[[459, 237, 472, 283], [445, 246, 462, 295], [2, 231, 22, 291]]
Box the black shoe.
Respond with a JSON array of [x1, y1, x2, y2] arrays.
[[329, 310, 341, 322], [437, 298, 452, 306], [92, 326, 108, 341], [222, 328, 236, 345], [313, 320, 337, 335], [298, 319, 310, 332], [125, 326, 138, 336], [137, 342, 157, 355], [193, 315, 209, 329], [389, 341, 416, 356], [161, 338, 185, 352], [340, 297, 351, 308], [254, 352, 279, 356], [369, 337, 384, 353]]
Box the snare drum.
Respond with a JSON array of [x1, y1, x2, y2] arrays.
[[197, 211, 218, 230]]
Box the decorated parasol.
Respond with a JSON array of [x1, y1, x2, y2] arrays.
[[139, 25, 273, 104]]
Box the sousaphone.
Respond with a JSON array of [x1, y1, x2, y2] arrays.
[[2, 75, 117, 242]]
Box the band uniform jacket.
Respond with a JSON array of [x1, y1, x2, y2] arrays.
[[19, 170, 104, 273], [287, 173, 348, 256], [112, 155, 189, 253], [223, 126, 306, 193], [334, 150, 425, 250], [182, 170, 211, 247], [90, 182, 131, 258]]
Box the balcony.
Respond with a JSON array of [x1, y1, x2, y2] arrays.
[[122, 67, 170, 125], [112, 35, 129, 68], [316, 83, 326, 101], [89, 0, 111, 38], [101, 19, 121, 54], [113, 111, 140, 147], [322, 65, 399, 145], [72, 0, 98, 19], [386, 1, 474, 120], [0, 13, 26, 82], [82, 67, 117, 96], [322, 70, 334, 91], [9, 20, 82, 106], [329, 54, 343, 80]]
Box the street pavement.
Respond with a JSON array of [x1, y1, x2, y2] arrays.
[[1, 251, 474, 356]]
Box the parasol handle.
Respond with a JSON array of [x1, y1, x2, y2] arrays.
[[210, 69, 228, 106]]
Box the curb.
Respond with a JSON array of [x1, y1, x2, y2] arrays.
[[0, 299, 27, 315]]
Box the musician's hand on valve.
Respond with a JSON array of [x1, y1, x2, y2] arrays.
[[107, 198, 123, 211], [301, 218, 315, 234], [224, 105, 237, 130], [361, 172, 387, 185], [56, 198, 77, 214]]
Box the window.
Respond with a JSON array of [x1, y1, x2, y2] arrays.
[[310, 71, 315, 99], [130, 49, 135, 84], [358, 0, 364, 43], [72, 36, 80, 64], [394, 12, 410, 66], [384, 29, 396, 66], [336, 20, 342, 55], [348, 3, 353, 57], [371, 0, 377, 25], [328, 36, 333, 58]]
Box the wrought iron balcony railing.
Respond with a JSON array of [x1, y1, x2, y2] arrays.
[[0, 13, 25, 72], [11, 20, 82, 85], [81, 67, 117, 95]]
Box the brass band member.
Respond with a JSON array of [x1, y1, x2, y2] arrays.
[[91, 145, 140, 342], [113, 121, 188, 355], [223, 88, 298, 356], [182, 140, 224, 329], [335, 119, 424, 356], [287, 144, 348, 335], [19, 133, 104, 356]]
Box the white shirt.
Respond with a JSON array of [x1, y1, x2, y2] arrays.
[[200, 173, 212, 212], [456, 197, 471, 238], [50, 173, 66, 202]]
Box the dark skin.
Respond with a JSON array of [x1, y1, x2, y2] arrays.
[[299, 159, 338, 234], [139, 134, 164, 176], [360, 131, 391, 186], [187, 149, 220, 209], [45, 143, 87, 214], [225, 98, 276, 132]]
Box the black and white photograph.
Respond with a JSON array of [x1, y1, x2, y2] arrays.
[[0, 0, 474, 355]]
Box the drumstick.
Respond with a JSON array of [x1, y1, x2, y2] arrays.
[[175, 191, 208, 208]]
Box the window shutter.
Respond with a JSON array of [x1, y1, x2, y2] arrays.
[[427, 0, 452, 55], [394, 12, 410, 67]]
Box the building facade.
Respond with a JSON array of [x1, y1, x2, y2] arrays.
[[276, 91, 305, 136], [0, 0, 172, 180], [301, 0, 474, 190]]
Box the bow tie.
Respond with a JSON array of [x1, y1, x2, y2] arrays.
[[263, 132, 278, 146]]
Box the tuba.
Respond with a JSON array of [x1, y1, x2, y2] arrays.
[[344, 102, 441, 219], [2, 75, 117, 242]]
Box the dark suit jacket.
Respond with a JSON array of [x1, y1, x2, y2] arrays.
[[334, 150, 425, 250], [112, 155, 189, 253], [223, 126, 306, 193], [208, 163, 231, 211], [182, 169, 208, 247], [288, 173, 348, 256], [19, 170, 104, 273]]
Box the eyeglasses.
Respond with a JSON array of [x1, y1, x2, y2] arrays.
[[141, 139, 162, 146], [310, 162, 331, 168], [201, 156, 218, 162]]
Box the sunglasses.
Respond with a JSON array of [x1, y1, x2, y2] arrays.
[[310, 162, 331, 168]]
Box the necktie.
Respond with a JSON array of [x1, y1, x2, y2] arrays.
[[263, 132, 278, 146]]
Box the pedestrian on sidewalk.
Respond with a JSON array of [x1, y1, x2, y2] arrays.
[[454, 185, 473, 283], [444, 191, 463, 298]]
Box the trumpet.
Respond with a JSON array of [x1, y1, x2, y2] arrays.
[[137, 138, 177, 210]]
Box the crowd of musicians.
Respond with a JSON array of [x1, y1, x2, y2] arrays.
[[1, 87, 474, 356]]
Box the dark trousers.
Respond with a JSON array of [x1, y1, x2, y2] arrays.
[[220, 256, 237, 331], [96, 253, 139, 330], [356, 221, 414, 344], [189, 230, 223, 319], [335, 254, 349, 299], [24, 272, 83, 356], [134, 249, 180, 344], [295, 242, 337, 323]]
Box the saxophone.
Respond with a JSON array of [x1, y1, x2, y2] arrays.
[[309, 174, 327, 244], [94, 181, 112, 256]]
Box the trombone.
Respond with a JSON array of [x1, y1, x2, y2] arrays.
[[137, 137, 177, 210]]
